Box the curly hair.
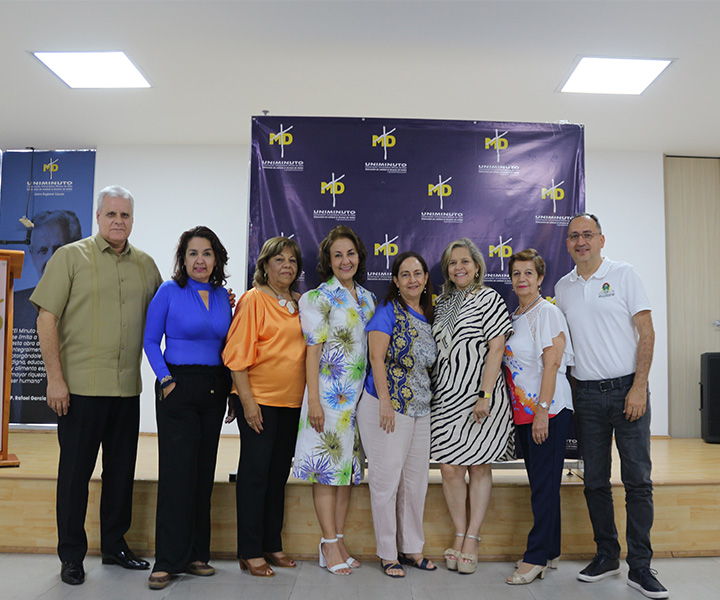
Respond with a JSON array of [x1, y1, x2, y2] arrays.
[[316, 225, 367, 284]]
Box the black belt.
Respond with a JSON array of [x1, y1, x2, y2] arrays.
[[576, 373, 635, 392]]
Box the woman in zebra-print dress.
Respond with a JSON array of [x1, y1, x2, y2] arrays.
[[431, 238, 515, 574]]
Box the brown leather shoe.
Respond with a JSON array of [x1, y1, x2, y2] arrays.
[[239, 558, 274, 577], [148, 571, 171, 590], [264, 553, 296, 568], [186, 561, 215, 576]]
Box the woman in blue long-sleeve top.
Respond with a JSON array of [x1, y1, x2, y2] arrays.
[[143, 226, 232, 590]]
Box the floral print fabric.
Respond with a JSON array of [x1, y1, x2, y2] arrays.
[[292, 277, 376, 485]]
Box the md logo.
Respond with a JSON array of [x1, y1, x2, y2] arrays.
[[428, 175, 453, 210], [43, 158, 59, 180], [489, 235, 513, 271], [269, 124, 293, 158], [320, 172, 346, 207], [372, 126, 396, 161], [374, 234, 399, 269], [485, 129, 509, 163], [541, 178, 565, 213]]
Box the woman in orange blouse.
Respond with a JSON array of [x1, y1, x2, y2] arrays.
[[223, 237, 306, 577]]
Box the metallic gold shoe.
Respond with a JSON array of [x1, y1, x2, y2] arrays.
[[148, 571, 171, 590], [186, 561, 215, 576]]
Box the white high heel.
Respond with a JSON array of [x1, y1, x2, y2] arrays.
[[336, 534, 360, 568], [319, 538, 351, 575]]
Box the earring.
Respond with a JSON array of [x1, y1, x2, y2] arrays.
[[474, 272, 480, 280]]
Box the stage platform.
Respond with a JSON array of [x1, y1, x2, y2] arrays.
[[1, 431, 719, 561]]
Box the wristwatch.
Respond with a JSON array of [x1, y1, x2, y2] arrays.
[[536, 400, 550, 410], [478, 390, 491, 399]]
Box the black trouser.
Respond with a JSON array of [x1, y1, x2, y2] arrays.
[[233, 397, 300, 559], [153, 365, 230, 574], [56, 394, 140, 562]]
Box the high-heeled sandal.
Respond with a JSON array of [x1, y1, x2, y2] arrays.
[[263, 553, 296, 568], [444, 532, 465, 571], [336, 534, 360, 568], [506, 563, 546, 585], [239, 558, 274, 577], [457, 534, 481, 574], [515, 556, 559, 569], [319, 538, 351, 575]]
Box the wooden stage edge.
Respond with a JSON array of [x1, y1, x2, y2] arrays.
[[1, 431, 719, 561]]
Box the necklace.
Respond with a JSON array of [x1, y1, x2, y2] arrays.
[[515, 294, 542, 317], [267, 282, 298, 314]]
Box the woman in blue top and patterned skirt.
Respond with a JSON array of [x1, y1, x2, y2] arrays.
[[356, 251, 438, 578], [143, 226, 232, 590]]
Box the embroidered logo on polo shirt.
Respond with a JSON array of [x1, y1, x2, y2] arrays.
[[598, 282, 615, 298]]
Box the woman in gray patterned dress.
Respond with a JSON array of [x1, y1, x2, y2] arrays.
[[430, 238, 514, 574]]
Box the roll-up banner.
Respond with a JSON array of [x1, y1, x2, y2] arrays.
[[0, 149, 95, 425]]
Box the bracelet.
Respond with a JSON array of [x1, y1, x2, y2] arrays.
[[160, 376, 176, 389]]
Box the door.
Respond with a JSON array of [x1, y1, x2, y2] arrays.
[[664, 156, 720, 437]]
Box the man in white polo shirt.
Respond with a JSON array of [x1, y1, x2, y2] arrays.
[[555, 213, 667, 599]]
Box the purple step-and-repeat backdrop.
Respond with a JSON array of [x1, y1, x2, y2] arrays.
[[248, 115, 584, 306], [249, 116, 585, 460]]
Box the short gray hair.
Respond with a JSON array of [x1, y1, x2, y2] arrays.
[[97, 185, 135, 213]]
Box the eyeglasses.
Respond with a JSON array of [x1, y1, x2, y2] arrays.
[[567, 232, 601, 243]]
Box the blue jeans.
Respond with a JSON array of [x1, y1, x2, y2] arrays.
[[574, 378, 654, 570]]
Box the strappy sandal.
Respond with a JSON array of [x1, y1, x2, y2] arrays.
[[506, 563, 546, 585], [457, 534, 481, 574], [444, 532, 465, 571], [336, 533, 360, 568], [381, 560, 405, 578], [319, 538, 351, 575], [398, 553, 437, 571]]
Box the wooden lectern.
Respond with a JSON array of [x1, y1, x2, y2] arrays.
[[1, 250, 24, 467]]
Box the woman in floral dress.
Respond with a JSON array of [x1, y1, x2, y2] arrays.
[[292, 226, 376, 575]]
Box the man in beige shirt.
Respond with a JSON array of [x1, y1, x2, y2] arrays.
[[33, 185, 162, 585]]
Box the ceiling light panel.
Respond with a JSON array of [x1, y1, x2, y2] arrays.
[[560, 56, 673, 95], [33, 51, 150, 89]]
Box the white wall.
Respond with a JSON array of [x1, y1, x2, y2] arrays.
[[585, 150, 668, 435], [95, 145, 669, 436], [94, 145, 251, 435]]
